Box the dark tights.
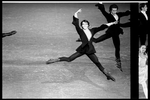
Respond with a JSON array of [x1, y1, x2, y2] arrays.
[[95, 33, 120, 59], [58, 52, 105, 72], [120, 22, 131, 28]]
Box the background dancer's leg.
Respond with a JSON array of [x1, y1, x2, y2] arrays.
[[93, 33, 111, 43], [112, 35, 123, 72]]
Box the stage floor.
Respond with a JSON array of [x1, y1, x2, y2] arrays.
[[2, 3, 131, 98]]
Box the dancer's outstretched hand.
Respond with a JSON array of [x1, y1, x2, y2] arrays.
[[95, 2, 104, 8], [99, 2, 103, 4], [76, 8, 82, 13], [74, 8, 82, 18]]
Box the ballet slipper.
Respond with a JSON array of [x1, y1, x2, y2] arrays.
[[46, 58, 60, 64], [103, 69, 116, 82]]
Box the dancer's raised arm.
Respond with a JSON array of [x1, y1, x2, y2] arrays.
[[95, 2, 109, 21], [72, 9, 83, 36], [74, 8, 82, 18]]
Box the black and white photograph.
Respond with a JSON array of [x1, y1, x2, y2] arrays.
[[2, 1, 147, 99]]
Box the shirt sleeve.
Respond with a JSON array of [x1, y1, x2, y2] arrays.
[[72, 16, 80, 28], [118, 10, 131, 18], [72, 15, 82, 36], [97, 4, 110, 21]]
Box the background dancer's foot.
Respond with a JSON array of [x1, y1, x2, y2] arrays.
[[116, 59, 123, 72]]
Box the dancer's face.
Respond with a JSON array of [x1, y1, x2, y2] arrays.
[[142, 5, 148, 12], [82, 22, 89, 30], [111, 8, 118, 15], [140, 45, 146, 53]]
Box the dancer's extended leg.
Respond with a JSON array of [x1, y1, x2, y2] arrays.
[[46, 52, 83, 64], [59, 52, 83, 62], [87, 53, 116, 81], [93, 33, 111, 43], [112, 35, 123, 72]]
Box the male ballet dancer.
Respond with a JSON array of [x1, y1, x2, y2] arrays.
[[46, 9, 117, 81]]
